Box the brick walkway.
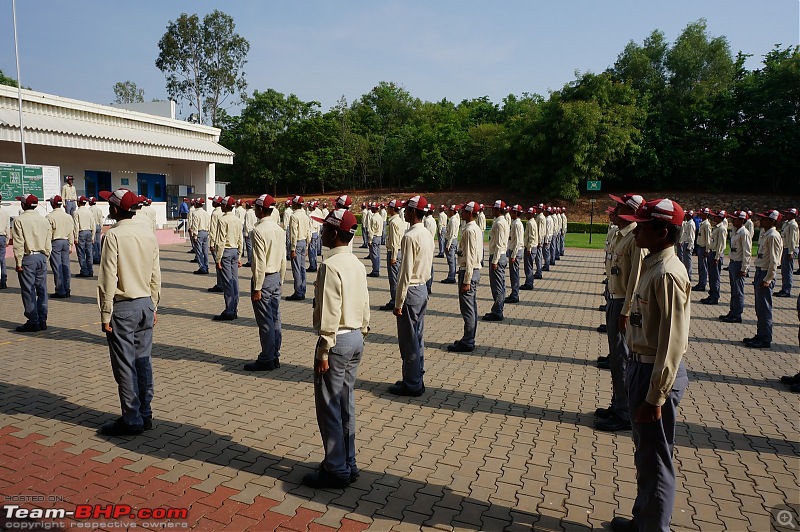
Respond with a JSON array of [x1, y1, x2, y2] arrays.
[[0, 244, 798, 531]]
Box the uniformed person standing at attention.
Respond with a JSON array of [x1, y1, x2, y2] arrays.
[[190, 198, 211, 275], [701, 210, 727, 305], [389, 196, 433, 397], [89, 196, 104, 264], [743, 210, 784, 349], [542, 207, 553, 270], [436, 205, 447, 258], [97, 188, 161, 436], [208, 196, 224, 292], [521, 207, 539, 290], [308, 201, 323, 273], [476, 204, 487, 240], [61, 175, 78, 215], [303, 209, 369, 490], [775, 207, 797, 297], [212, 196, 244, 321], [560, 207, 568, 256], [359, 202, 370, 249], [243, 201, 257, 268], [679, 210, 696, 281], [46, 195, 75, 298], [448, 201, 483, 352], [535, 204, 546, 278], [506, 205, 524, 304], [694, 208, 712, 291], [441, 205, 459, 284], [0, 194, 11, 289], [609, 198, 690, 532], [367, 203, 383, 277], [423, 207, 438, 294], [381, 200, 405, 310], [719, 211, 752, 323], [484, 200, 509, 322], [287, 195, 311, 300], [244, 194, 286, 372], [73, 196, 96, 277], [12, 194, 52, 332]]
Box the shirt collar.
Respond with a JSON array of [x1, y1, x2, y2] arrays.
[[619, 222, 636, 236], [643, 246, 675, 266], [326, 245, 352, 258]]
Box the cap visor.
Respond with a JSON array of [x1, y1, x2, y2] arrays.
[[99, 191, 113, 201], [310, 215, 326, 224], [617, 214, 650, 223], [608, 194, 624, 204]]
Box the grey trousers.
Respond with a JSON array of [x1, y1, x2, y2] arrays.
[[244, 233, 253, 264], [93, 226, 102, 264], [680, 243, 693, 281], [387, 250, 401, 305], [508, 249, 522, 298], [396, 285, 427, 392], [707, 251, 721, 301], [560, 232, 565, 255], [458, 269, 480, 348], [106, 297, 154, 428], [445, 242, 458, 281], [728, 260, 745, 318], [523, 249, 534, 287], [606, 298, 630, 420], [195, 231, 209, 272], [77, 229, 93, 276], [221, 248, 240, 316], [0, 235, 6, 285], [18, 254, 48, 325], [65, 200, 76, 216], [50, 239, 71, 296], [488, 254, 507, 317], [549, 239, 557, 265], [309, 232, 320, 270], [292, 240, 307, 297], [253, 272, 282, 363], [696, 245, 708, 287], [212, 249, 223, 288], [626, 359, 688, 532], [438, 229, 445, 255], [754, 268, 774, 342], [781, 248, 794, 295], [369, 237, 381, 275], [542, 241, 551, 271], [535, 245, 543, 276], [314, 330, 363, 481]]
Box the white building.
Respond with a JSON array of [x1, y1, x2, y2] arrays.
[[0, 85, 233, 226]]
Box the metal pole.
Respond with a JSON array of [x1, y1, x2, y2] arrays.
[[589, 200, 594, 244], [12, 0, 27, 165]]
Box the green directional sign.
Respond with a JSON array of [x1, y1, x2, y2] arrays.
[[586, 180, 601, 191]]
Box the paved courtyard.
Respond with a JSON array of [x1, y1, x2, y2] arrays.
[[0, 241, 798, 531]]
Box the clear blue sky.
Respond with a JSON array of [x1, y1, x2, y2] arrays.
[[1, 0, 797, 117]]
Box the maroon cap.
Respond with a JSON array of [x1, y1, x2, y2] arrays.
[[255, 194, 276, 208], [618, 198, 684, 225], [388, 199, 400, 208], [461, 201, 478, 213], [222, 196, 236, 207], [609, 193, 645, 211], [16, 194, 39, 207], [100, 188, 139, 212], [195, 197, 205, 205], [406, 195, 428, 211], [756, 210, 782, 222], [336, 195, 352, 208], [49, 195, 63, 205], [312, 209, 358, 234], [78, 195, 89, 203], [493, 199, 506, 210], [511, 204, 523, 213], [729, 210, 748, 220], [291, 195, 304, 205]]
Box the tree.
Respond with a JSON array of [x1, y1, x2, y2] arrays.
[[113, 81, 145, 103], [156, 10, 249, 126], [0, 69, 18, 88]]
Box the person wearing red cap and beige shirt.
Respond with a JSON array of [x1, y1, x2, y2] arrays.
[[366, 203, 383, 277], [286, 196, 311, 300], [441, 205, 460, 284], [61, 176, 78, 215], [436, 205, 447, 258], [302, 208, 370, 490], [743, 210, 784, 349], [719, 211, 752, 323], [596, 193, 645, 433], [243, 194, 286, 372], [423, 208, 438, 294], [678, 210, 696, 281], [208, 196, 224, 292], [243, 201, 257, 268], [190, 198, 211, 275], [46, 195, 76, 298], [73, 196, 96, 277], [389, 196, 434, 397], [535, 205, 546, 278], [448, 201, 483, 353], [693, 208, 712, 292], [97, 188, 161, 437], [484, 200, 509, 322], [609, 198, 690, 532], [12, 194, 52, 332], [775, 207, 798, 298], [212, 196, 244, 321], [701, 210, 727, 305], [380, 200, 405, 311], [89, 197, 104, 265], [521, 207, 539, 290], [0, 194, 10, 289], [506, 205, 525, 303]]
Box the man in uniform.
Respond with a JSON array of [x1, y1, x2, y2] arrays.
[[701, 210, 727, 305], [423, 207, 438, 294], [477, 204, 487, 238], [242, 201, 257, 267], [610, 198, 690, 532], [441, 205, 459, 284], [46, 195, 75, 298], [61, 175, 78, 215], [535, 204, 546, 278], [303, 209, 369, 490], [381, 200, 405, 310], [719, 211, 752, 323], [190, 198, 211, 275], [308, 201, 323, 273], [287, 195, 311, 300], [389, 196, 433, 397], [548, 207, 559, 266], [187, 199, 197, 259], [436, 205, 447, 258], [447, 201, 482, 353], [484, 200, 509, 322], [89, 197, 104, 264], [542, 207, 553, 271], [694, 208, 712, 292], [775, 207, 797, 297], [743, 210, 783, 349], [679, 210, 695, 280], [367, 203, 383, 277], [596, 193, 645, 432], [140, 198, 158, 232], [244, 194, 286, 372], [97, 188, 161, 436], [282, 198, 294, 256], [178, 197, 190, 233], [0, 194, 10, 289], [506, 204, 524, 304], [560, 207, 568, 256], [521, 207, 539, 290], [73, 195, 96, 277], [213, 196, 244, 321], [208, 196, 224, 291], [379, 203, 388, 245], [12, 194, 52, 332], [360, 202, 370, 249]]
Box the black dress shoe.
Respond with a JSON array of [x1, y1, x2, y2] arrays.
[[208, 286, 223, 293], [99, 417, 144, 437], [50, 293, 68, 298], [597, 359, 610, 370], [745, 339, 771, 349], [440, 278, 456, 284], [597, 324, 607, 333], [189, 259, 198, 263], [594, 407, 614, 419], [774, 291, 790, 297], [0, 282, 7, 289], [482, 313, 503, 322], [791, 383, 800, 393], [38, 322, 47, 331], [143, 416, 153, 431], [244, 359, 277, 371], [193, 269, 209, 275], [187, 249, 196, 253], [285, 294, 305, 301], [305, 267, 316, 272], [597, 355, 609, 363], [75, 273, 89, 278], [692, 284, 706, 291], [367, 272, 380, 278], [520, 284, 533, 290], [435, 254, 445, 258], [699, 298, 719, 305], [504, 297, 519, 304], [780, 374, 800, 385], [388, 383, 425, 397], [598, 304, 607, 312], [609, 516, 636, 532], [720, 316, 742, 323], [302, 469, 350, 490], [533, 274, 543, 280], [595, 416, 632, 432], [15, 322, 39, 333], [243, 262, 253, 267], [349, 470, 360, 483], [212, 313, 237, 321], [600, 278, 606, 284], [447, 342, 475, 353]]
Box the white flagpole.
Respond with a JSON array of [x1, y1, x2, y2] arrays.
[[12, 0, 27, 165]]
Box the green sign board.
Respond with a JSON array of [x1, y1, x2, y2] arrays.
[[0, 163, 45, 199], [586, 180, 601, 191]]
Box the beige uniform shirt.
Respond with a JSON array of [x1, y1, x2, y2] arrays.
[[90, 205, 104, 228], [367, 211, 383, 240], [209, 207, 222, 248], [605, 224, 618, 254], [458, 220, 483, 273], [627, 247, 690, 406], [445, 213, 460, 247], [607, 223, 644, 316], [730, 225, 752, 272], [536, 213, 546, 247], [561, 213, 568, 234], [509, 218, 524, 256], [309, 208, 323, 234], [0, 209, 9, 237], [289, 209, 311, 250], [524, 218, 539, 250], [744, 219, 754, 239], [424, 215, 437, 240], [755, 227, 782, 283], [395, 222, 434, 308], [12, 210, 52, 266], [313, 246, 370, 361], [488, 215, 509, 263], [190, 207, 211, 235], [476, 211, 487, 233], [282, 206, 293, 229], [544, 215, 554, 243], [782, 219, 798, 251], [250, 217, 287, 290], [215, 211, 245, 258], [270, 207, 281, 225], [697, 219, 711, 247], [47, 208, 76, 242], [244, 209, 257, 234], [504, 212, 511, 229], [709, 223, 727, 257], [680, 220, 696, 248], [386, 214, 405, 256], [61, 184, 77, 201], [234, 206, 245, 222], [437, 212, 447, 232], [73, 206, 96, 240], [361, 209, 370, 236], [97, 218, 161, 324]]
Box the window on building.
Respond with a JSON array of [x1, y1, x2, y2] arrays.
[[84, 170, 112, 199], [137, 173, 166, 202]]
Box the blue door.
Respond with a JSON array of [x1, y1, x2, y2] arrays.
[[137, 173, 166, 202], [84, 170, 111, 199]]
